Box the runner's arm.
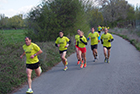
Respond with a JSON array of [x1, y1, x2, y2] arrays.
[[108, 39, 114, 42], [20, 52, 25, 59], [65, 40, 71, 47], [34, 49, 43, 56], [55, 43, 58, 47], [98, 36, 101, 40], [80, 39, 87, 45], [101, 39, 103, 44]]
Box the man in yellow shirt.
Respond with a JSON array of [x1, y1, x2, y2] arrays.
[[55, 31, 71, 71], [87, 27, 100, 62], [101, 28, 114, 63], [20, 37, 43, 94]]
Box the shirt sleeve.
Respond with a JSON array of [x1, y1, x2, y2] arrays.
[[110, 34, 113, 39], [33, 44, 41, 52], [66, 37, 70, 42], [55, 38, 58, 44]]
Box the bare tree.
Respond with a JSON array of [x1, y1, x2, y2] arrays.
[[99, 0, 129, 24]]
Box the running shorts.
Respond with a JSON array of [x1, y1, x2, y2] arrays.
[[59, 50, 67, 54], [91, 44, 98, 50], [26, 62, 40, 70], [104, 46, 111, 50], [78, 47, 86, 53]]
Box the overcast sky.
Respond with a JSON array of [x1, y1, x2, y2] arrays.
[[0, 0, 140, 18]]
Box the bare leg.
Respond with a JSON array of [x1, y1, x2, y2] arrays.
[[107, 49, 111, 59], [60, 51, 67, 66], [76, 47, 80, 61], [35, 67, 41, 77], [26, 68, 33, 89], [103, 47, 107, 58], [82, 53, 86, 63]]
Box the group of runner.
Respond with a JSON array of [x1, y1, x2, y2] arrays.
[[20, 26, 113, 93], [55, 26, 114, 71]]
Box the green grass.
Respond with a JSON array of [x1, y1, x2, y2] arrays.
[[0, 29, 75, 94], [0, 29, 26, 43]]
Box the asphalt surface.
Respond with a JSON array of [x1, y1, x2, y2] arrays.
[[13, 34, 140, 94]]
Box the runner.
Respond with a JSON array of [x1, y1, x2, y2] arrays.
[[97, 25, 102, 35], [75, 29, 84, 65], [102, 26, 105, 31], [78, 31, 87, 68], [87, 27, 100, 62], [55, 31, 71, 71], [20, 37, 43, 94], [101, 28, 114, 63]]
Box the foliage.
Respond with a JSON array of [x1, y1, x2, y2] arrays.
[[0, 14, 25, 29], [86, 7, 104, 28], [135, 5, 140, 20], [100, 0, 136, 27], [26, 0, 90, 42], [8, 14, 25, 29]]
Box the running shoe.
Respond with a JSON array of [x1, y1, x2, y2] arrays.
[[77, 61, 80, 65], [80, 63, 84, 68], [104, 58, 107, 63], [82, 60, 84, 63], [107, 59, 110, 63], [65, 59, 68, 66], [26, 88, 33, 94], [93, 59, 96, 62], [96, 54, 99, 60], [93, 58, 97, 62], [64, 66, 68, 71], [39, 66, 42, 74], [84, 63, 87, 68]]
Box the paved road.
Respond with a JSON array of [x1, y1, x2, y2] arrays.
[[13, 34, 140, 94]]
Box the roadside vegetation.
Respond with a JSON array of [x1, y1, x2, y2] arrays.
[[109, 27, 140, 51]]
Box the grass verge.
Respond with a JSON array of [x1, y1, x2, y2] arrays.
[[109, 27, 140, 51]]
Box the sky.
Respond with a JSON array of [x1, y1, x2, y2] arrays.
[[0, 0, 140, 18]]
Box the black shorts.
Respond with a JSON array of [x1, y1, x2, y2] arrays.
[[91, 45, 98, 50], [104, 46, 111, 50], [26, 62, 40, 70], [59, 50, 67, 54], [98, 31, 101, 33]]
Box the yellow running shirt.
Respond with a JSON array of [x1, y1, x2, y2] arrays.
[[55, 36, 70, 51], [88, 32, 99, 45], [97, 26, 102, 31], [23, 43, 41, 64], [75, 34, 80, 46], [78, 36, 87, 48], [102, 26, 104, 30], [101, 33, 113, 47]]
